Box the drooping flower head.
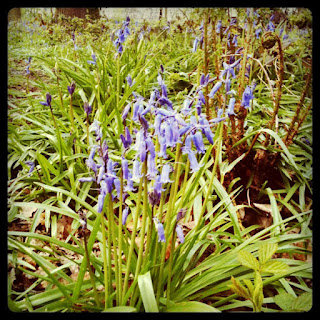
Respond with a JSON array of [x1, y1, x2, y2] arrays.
[[67, 82, 76, 96], [84, 102, 92, 116], [241, 85, 254, 108], [40, 93, 52, 107]]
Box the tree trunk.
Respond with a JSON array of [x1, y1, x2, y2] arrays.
[[55, 8, 99, 20], [8, 8, 21, 22]]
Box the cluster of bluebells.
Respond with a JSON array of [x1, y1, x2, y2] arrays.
[[71, 32, 78, 50], [25, 57, 32, 75], [79, 50, 257, 241], [80, 65, 234, 244], [192, 20, 205, 52], [112, 16, 131, 54], [79, 122, 122, 213]]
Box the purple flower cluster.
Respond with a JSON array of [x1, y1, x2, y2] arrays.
[[87, 53, 97, 65], [113, 16, 131, 54], [117, 66, 224, 241], [25, 57, 31, 75], [79, 122, 123, 213]]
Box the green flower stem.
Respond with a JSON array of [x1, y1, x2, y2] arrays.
[[100, 201, 110, 309], [86, 114, 90, 146], [117, 55, 123, 136], [54, 65, 68, 119], [150, 187, 168, 284], [121, 174, 144, 305], [69, 95, 75, 133], [107, 193, 120, 305], [47, 103, 63, 174], [194, 122, 223, 233], [203, 8, 210, 119], [166, 224, 177, 306], [173, 124, 222, 289], [83, 231, 101, 307], [156, 142, 182, 304], [131, 160, 149, 306], [239, 8, 253, 97], [143, 205, 155, 270], [117, 170, 124, 304]]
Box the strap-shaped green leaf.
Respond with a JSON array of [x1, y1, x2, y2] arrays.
[[166, 301, 221, 312], [137, 271, 158, 312]]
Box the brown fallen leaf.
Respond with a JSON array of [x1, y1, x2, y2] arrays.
[[56, 215, 73, 240]]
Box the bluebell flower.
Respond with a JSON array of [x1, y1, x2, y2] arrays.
[[88, 146, 96, 161], [198, 90, 206, 105], [163, 119, 178, 148], [132, 159, 143, 182], [192, 37, 199, 52], [124, 172, 136, 192], [186, 149, 202, 173], [40, 93, 52, 107], [154, 113, 162, 137], [133, 99, 144, 121], [104, 176, 114, 194], [148, 175, 163, 206], [139, 140, 147, 162], [84, 102, 92, 116], [117, 44, 123, 54], [138, 114, 149, 132], [267, 20, 275, 32], [176, 208, 187, 221], [122, 103, 131, 122], [160, 163, 173, 184], [120, 126, 132, 149], [122, 157, 129, 179], [25, 161, 35, 176], [87, 53, 97, 65], [192, 131, 206, 154], [181, 98, 193, 116], [79, 176, 95, 183], [90, 120, 102, 142], [146, 136, 156, 158], [122, 206, 129, 225], [199, 118, 214, 145], [114, 177, 121, 198], [176, 224, 185, 243], [124, 26, 130, 37], [67, 82, 76, 95], [126, 75, 133, 87], [216, 20, 222, 33], [220, 59, 241, 82], [102, 140, 109, 162], [97, 193, 106, 213], [106, 158, 116, 176], [86, 158, 98, 174], [155, 218, 165, 242], [200, 73, 215, 87], [227, 97, 236, 116], [158, 134, 167, 159], [232, 34, 238, 47], [255, 28, 262, 39], [208, 81, 222, 98], [241, 85, 254, 108], [97, 166, 105, 184], [147, 153, 157, 180], [182, 132, 193, 155]]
